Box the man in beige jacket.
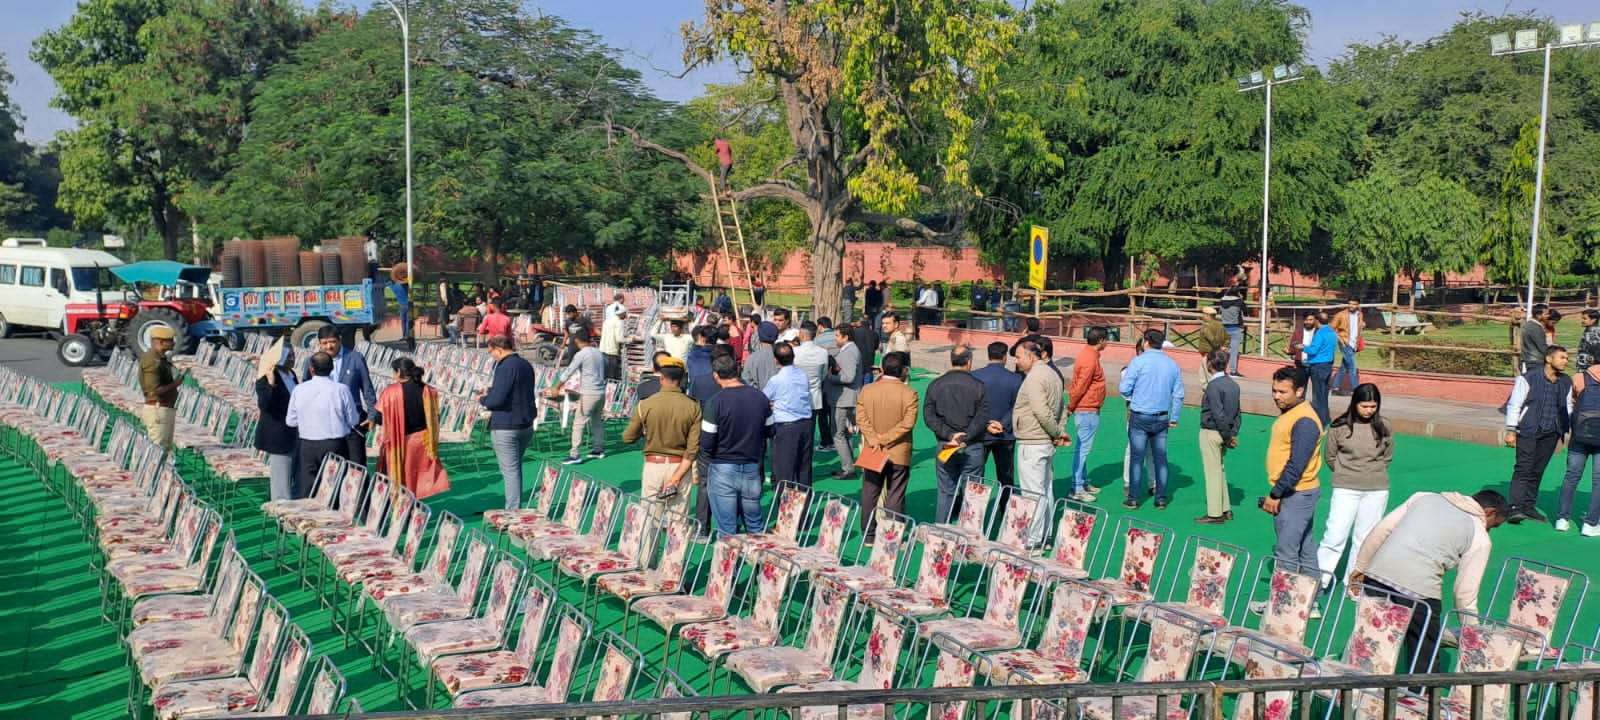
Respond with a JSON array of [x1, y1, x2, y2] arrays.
[[1349, 489, 1507, 676], [1013, 338, 1068, 548], [855, 350, 919, 541]]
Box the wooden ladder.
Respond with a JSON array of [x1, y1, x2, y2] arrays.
[[709, 179, 756, 310]]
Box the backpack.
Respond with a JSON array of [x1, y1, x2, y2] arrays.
[[1573, 369, 1600, 446]]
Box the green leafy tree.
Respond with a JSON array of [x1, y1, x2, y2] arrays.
[[201, 2, 698, 281], [1331, 165, 1482, 296], [977, 0, 1359, 288], [32, 0, 308, 260], [1482, 117, 1578, 293], [619, 0, 1048, 319]]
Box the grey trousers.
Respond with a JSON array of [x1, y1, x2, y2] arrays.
[[493, 426, 534, 509], [1016, 443, 1056, 547], [268, 451, 297, 502], [832, 405, 856, 468], [1273, 487, 1322, 576]]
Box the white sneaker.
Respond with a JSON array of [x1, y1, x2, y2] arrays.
[[1583, 523, 1600, 537], [1248, 600, 1267, 615], [1556, 518, 1572, 532]]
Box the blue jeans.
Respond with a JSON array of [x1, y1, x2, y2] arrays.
[[1558, 440, 1600, 526], [708, 462, 765, 536], [1071, 411, 1100, 493], [398, 303, 412, 340], [1308, 362, 1333, 425], [1225, 326, 1243, 374], [1126, 412, 1170, 502], [935, 443, 984, 524], [491, 426, 533, 509], [1333, 344, 1358, 391]]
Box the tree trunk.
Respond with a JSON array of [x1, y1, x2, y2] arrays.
[[810, 212, 846, 320], [476, 230, 500, 284], [155, 202, 183, 261]]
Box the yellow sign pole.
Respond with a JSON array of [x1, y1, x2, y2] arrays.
[[1028, 226, 1049, 291]]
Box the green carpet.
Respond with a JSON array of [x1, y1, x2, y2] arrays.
[[4, 369, 1598, 717]]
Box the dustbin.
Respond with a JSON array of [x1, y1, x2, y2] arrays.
[[1002, 302, 1022, 332]]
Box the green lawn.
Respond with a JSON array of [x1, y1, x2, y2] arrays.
[[5, 372, 1598, 716]]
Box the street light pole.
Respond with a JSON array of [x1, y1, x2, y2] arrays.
[[1258, 79, 1272, 358], [379, 0, 414, 302], [1525, 43, 1551, 317], [1490, 24, 1600, 316], [1236, 64, 1302, 357]]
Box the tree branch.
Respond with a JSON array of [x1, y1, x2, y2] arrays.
[[613, 121, 818, 212], [845, 209, 959, 243], [610, 121, 714, 185], [733, 182, 813, 208]]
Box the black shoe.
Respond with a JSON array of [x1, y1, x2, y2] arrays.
[[1506, 511, 1528, 525], [1194, 515, 1226, 525], [1122, 499, 1140, 510], [1154, 498, 1168, 510], [1230, 372, 1244, 377], [1523, 508, 1549, 523], [1222, 511, 1234, 521], [829, 469, 857, 480]]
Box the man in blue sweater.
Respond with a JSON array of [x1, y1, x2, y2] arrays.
[[700, 353, 774, 534], [480, 334, 536, 509], [1303, 312, 1338, 425]]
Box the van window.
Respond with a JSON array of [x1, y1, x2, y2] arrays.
[[19, 266, 44, 287], [0, 265, 14, 284], [70, 266, 115, 293], [49, 268, 70, 295]]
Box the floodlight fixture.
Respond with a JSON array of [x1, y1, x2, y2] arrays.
[[1588, 22, 1600, 42], [1514, 29, 1539, 51], [1489, 32, 1512, 55], [1560, 24, 1584, 45]]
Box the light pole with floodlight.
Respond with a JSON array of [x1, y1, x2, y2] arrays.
[[1489, 23, 1600, 317], [1236, 63, 1303, 357], [378, 0, 414, 310]]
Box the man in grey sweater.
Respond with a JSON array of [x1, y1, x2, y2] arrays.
[[1350, 489, 1507, 676], [1014, 339, 1068, 547], [1196, 350, 1240, 524], [1520, 303, 1550, 372]]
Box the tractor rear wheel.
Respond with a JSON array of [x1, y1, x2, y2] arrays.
[[128, 308, 191, 356]]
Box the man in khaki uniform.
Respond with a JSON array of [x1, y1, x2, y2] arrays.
[[139, 326, 185, 449], [621, 355, 700, 517]]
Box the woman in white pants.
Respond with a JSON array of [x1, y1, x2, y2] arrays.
[[1315, 383, 1393, 590]]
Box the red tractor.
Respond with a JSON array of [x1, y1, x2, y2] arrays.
[[56, 262, 221, 366]]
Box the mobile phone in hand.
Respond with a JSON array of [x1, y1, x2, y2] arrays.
[[657, 485, 680, 499]]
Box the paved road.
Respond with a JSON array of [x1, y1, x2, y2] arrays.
[[0, 335, 89, 385]]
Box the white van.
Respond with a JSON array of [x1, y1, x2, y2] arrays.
[[0, 238, 125, 337]]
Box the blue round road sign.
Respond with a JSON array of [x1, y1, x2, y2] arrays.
[[1032, 236, 1044, 262]]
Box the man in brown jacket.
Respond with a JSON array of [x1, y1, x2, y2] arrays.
[[1196, 307, 1229, 387], [620, 356, 700, 517], [1015, 339, 1068, 547], [1328, 298, 1364, 394], [855, 350, 918, 541]]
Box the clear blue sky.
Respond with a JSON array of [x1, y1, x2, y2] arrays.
[[0, 0, 1592, 142]]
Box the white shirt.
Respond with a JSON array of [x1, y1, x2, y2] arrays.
[[794, 340, 829, 408], [1348, 310, 1361, 346], [605, 301, 626, 320], [655, 332, 693, 361], [777, 327, 800, 343], [917, 288, 939, 308]]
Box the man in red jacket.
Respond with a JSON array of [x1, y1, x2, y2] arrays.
[[1067, 326, 1109, 502]]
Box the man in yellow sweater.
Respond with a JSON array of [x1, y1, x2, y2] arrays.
[[1257, 365, 1326, 614]]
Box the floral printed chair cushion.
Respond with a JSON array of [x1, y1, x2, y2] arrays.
[[1144, 544, 1241, 630], [633, 540, 742, 636], [595, 513, 697, 603], [723, 575, 853, 692], [857, 527, 960, 619], [812, 509, 909, 592], [554, 501, 653, 582], [452, 614, 588, 708], [1211, 565, 1321, 666], [779, 606, 911, 719], [1085, 524, 1168, 612], [1230, 637, 1317, 720], [770, 497, 856, 571], [521, 485, 620, 561], [961, 491, 1044, 563], [379, 536, 490, 631], [429, 583, 555, 701], [1306, 590, 1416, 689], [506, 474, 592, 545], [1500, 565, 1574, 663], [405, 559, 523, 665], [484, 463, 560, 531], [678, 555, 796, 662], [920, 552, 1033, 655], [1363, 615, 1537, 720], [728, 483, 811, 559], [1073, 609, 1210, 720], [147, 609, 296, 720], [930, 648, 978, 720], [981, 581, 1105, 686]]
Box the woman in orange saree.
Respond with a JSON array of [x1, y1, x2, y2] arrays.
[[375, 358, 451, 499]]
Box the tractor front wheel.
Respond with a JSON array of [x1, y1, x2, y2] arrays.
[[127, 308, 192, 356], [57, 334, 97, 366]]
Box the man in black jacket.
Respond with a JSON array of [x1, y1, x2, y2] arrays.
[[924, 345, 996, 523], [481, 334, 536, 509], [1504, 344, 1572, 523], [254, 343, 299, 500], [1197, 350, 1241, 524]]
